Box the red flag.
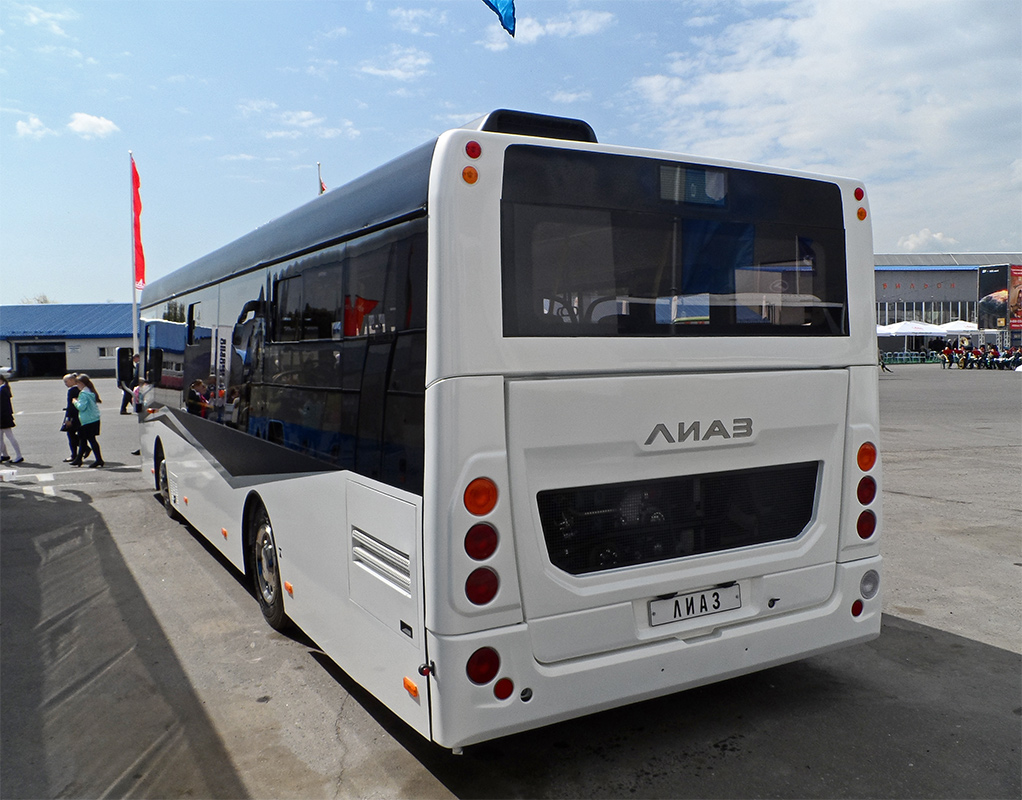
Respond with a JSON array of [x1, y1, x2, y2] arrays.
[[319, 177, 327, 195], [131, 154, 146, 290]]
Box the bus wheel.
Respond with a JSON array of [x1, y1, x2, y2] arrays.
[[157, 457, 181, 521], [251, 507, 288, 631]]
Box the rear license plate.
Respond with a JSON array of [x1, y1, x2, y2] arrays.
[[648, 585, 742, 627]]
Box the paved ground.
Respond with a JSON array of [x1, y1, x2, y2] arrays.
[[1, 369, 1019, 799]]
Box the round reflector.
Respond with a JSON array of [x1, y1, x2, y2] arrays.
[[860, 569, 880, 600], [464, 477, 498, 516], [462, 166, 479, 184], [856, 510, 877, 539], [466, 567, 499, 605], [494, 677, 514, 700], [856, 476, 877, 505], [856, 442, 877, 472], [465, 523, 498, 560], [466, 647, 500, 684], [465, 140, 482, 159], [857, 207, 868, 221], [854, 187, 865, 201], [851, 599, 864, 617]]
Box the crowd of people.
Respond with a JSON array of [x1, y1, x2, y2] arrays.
[[937, 342, 1022, 370]]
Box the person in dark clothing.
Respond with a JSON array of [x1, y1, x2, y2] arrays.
[[0, 374, 24, 464], [61, 373, 90, 462], [120, 354, 140, 414]]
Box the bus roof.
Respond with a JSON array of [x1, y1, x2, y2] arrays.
[[141, 140, 435, 306]]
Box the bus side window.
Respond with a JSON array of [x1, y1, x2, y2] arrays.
[[276, 276, 302, 342]]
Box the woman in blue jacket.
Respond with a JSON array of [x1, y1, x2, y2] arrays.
[[71, 374, 104, 467]]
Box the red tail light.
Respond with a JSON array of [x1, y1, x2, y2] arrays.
[[465, 523, 498, 560], [856, 476, 877, 505], [493, 677, 514, 700], [466, 647, 500, 684], [856, 510, 877, 539], [466, 567, 499, 605]]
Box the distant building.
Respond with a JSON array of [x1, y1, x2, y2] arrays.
[[0, 304, 133, 378], [875, 253, 1021, 325]]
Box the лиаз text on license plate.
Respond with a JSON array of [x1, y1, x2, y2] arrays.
[[648, 584, 742, 627]]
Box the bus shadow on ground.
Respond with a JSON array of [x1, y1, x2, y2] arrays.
[[0, 485, 249, 800], [320, 615, 1020, 800]]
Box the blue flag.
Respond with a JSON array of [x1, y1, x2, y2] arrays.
[[482, 0, 515, 36]]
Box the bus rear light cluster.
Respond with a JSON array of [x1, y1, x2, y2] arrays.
[[855, 442, 878, 539], [462, 478, 501, 605], [463, 141, 482, 184], [466, 647, 516, 701]]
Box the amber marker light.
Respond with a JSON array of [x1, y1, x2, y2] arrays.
[[857, 442, 878, 472], [462, 166, 479, 184], [464, 477, 498, 516], [857, 207, 868, 221], [284, 581, 294, 597]]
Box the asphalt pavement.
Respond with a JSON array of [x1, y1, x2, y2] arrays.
[[1, 369, 1019, 799]]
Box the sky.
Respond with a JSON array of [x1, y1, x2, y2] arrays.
[[1, 0, 1020, 305]]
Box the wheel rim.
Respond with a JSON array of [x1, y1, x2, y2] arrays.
[[159, 460, 170, 504], [255, 521, 278, 605]]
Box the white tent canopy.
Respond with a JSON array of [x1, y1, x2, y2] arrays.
[[937, 320, 979, 334], [876, 320, 943, 336]]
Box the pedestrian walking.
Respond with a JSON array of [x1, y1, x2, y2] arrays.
[[61, 373, 90, 462], [0, 373, 24, 464], [71, 373, 104, 468]]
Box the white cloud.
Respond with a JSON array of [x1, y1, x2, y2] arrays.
[[67, 112, 119, 139], [896, 229, 960, 253], [16, 115, 56, 138], [220, 153, 257, 161], [279, 110, 325, 128], [549, 90, 591, 104], [482, 8, 615, 51], [318, 120, 360, 140], [359, 45, 432, 81], [627, 0, 1021, 251], [238, 99, 277, 117], [389, 8, 446, 35], [15, 4, 78, 37]]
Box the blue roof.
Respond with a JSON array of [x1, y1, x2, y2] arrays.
[[0, 304, 134, 339]]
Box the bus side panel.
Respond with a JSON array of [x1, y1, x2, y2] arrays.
[[248, 473, 432, 740], [141, 411, 248, 572]]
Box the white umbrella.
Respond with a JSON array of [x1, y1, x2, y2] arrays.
[[877, 320, 943, 336], [937, 320, 978, 334]]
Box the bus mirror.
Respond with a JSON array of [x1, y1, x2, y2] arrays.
[[116, 347, 135, 386], [148, 349, 164, 385]]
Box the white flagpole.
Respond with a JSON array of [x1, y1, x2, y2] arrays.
[[130, 151, 139, 358]]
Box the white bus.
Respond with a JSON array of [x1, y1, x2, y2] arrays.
[[132, 110, 882, 751]]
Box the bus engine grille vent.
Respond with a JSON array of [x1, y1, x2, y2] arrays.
[[537, 461, 819, 575], [351, 528, 412, 596]]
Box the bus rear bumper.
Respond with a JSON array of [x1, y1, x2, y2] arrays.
[[426, 557, 881, 749]]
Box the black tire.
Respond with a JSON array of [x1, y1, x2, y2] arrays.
[[250, 506, 289, 631], [157, 456, 182, 521]]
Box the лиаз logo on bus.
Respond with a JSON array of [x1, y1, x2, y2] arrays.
[[643, 417, 754, 447]]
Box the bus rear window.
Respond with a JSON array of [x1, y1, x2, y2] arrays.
[[501, 147, 848, 337]]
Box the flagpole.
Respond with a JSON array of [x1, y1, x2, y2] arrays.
[[130, 151, 140, 358]]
